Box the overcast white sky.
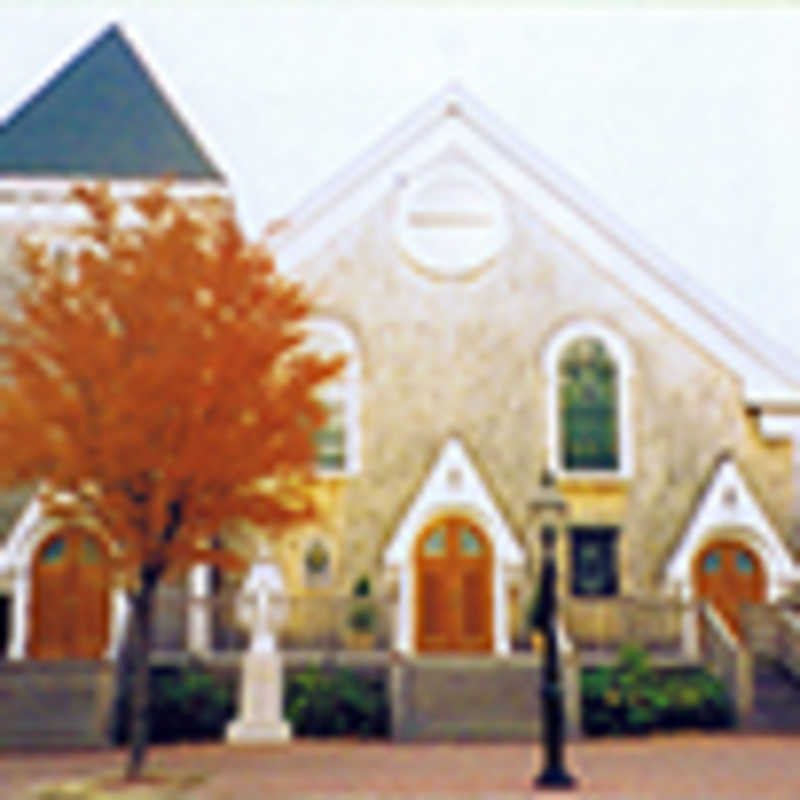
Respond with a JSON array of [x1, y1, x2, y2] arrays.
[[1, 8, 799, 361]]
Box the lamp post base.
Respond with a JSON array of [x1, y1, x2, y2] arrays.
[[534, 766, 577, 789]]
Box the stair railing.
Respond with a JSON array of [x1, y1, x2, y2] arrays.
[[777, 607, 800, 681], [699, 601, 753, 719]]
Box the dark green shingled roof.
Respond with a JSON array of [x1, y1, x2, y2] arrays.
[[0, 24, 223, 180]]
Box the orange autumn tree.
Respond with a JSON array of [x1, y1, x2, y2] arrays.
[[0, 184, 342, 777]]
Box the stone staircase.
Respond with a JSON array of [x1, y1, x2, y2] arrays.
[[743, 657, 800, 733], [390, 655, 551, 740], [0, 661, 116, 749]]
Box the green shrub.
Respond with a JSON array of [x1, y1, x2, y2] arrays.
[[115, 662, 390, 743], [581, 644, 733, 736], [284, 666, 388, 737], [114, 665, 236, 744]]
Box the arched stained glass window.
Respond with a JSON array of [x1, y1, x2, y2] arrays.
[[703, 550, 721, 574], [423, 527, 446, 556], [736, 552, 754, 574], [459, 528, 483, 556], [559, 337, 618, 470], [41, 537, 65, 564]]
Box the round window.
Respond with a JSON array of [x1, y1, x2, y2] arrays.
[[395, 164, 507, 277]]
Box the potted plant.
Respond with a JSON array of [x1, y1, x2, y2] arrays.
[[347, 574, 377, 649]]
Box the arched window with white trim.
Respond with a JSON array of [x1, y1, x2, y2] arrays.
[[544, 321, 633, 478], [302, 319, 361, 475]]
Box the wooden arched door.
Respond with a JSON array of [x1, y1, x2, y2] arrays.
[[416, 516, 493, 652], [30, 527, 110, 660], [693, 538, 766, 638]]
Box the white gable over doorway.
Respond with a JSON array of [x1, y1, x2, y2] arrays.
[[665, 457, 800, 602], [384, 437, 524, 655]]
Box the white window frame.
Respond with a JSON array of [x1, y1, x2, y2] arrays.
[[543, 320, 634, 480], [301, 318, 361, 477]]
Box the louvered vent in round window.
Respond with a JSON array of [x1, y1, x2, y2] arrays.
[[396, 164, 507, 277]]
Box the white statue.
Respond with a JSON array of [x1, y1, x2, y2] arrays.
[[236, 541, 288, 653], [226, 540, 291, 744]]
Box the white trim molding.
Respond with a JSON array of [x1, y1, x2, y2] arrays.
[[665, 457, 800, 602], [383, 437, 524, 656], [542, 319, 635, 481], [758, 413, 800, 442], [0, 178, 230, 228], [301, 317, 361, 477]]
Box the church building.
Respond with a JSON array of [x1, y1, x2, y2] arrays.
[[0, 23, 799, 674]]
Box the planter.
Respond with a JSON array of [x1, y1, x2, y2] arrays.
[[346, 630, 376, 650]]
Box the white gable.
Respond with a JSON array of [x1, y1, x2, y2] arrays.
[[384, 436, 523, 569], [383, 436, 523, 656], [265, 83, 800, 405], [665, 457, 799, 601]]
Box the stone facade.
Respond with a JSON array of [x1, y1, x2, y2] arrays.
[[273, 162, 797, 616]]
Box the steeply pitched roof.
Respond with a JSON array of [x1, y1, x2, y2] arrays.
[[266, 83, 800, 403], [0, 24, 223, 180]]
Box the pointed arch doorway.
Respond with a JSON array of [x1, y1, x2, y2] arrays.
[[29, 527, 111, 659], [693, 537, 766, 638], [415, 516, 493, 652]]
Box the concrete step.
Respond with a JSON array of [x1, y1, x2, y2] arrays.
[[390, 655, 551, 741], [0, 661, 116, 749], [743, 659, 800, 733]]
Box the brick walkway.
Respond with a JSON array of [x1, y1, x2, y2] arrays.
[[3, 734, 799, 799]]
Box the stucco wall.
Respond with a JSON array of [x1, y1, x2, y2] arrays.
[[0, 181, 794, 608], [278, 169, 796, 599]]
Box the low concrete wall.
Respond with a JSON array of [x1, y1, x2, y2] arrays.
[[0, 661, 115, 749], [389, 654, 580, 741], [154, 650, 582, 742]]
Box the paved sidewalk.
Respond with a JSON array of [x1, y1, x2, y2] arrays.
[[2, 734, 799, 799]]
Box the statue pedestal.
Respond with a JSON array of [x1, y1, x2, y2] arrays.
[[226, 651, 290, 744]]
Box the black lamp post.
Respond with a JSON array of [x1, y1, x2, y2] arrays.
[[530, 470, 576, 791]]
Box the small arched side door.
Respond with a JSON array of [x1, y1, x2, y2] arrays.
[[30, 527, 110, 660], [693, 538, 766, 639]]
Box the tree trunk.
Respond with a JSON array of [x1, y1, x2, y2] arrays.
[[125, 575, 157, 780]]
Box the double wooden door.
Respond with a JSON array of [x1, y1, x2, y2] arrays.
[[416, 516, 493, 652], [30, 527, 110, 660], [693, 539, 765, 639]]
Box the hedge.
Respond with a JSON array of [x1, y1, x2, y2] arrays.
[[114, 662, 388, 743], [582, 644, 734, 736]]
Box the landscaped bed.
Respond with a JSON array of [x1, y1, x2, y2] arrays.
[[581, 644, 734, 736]]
